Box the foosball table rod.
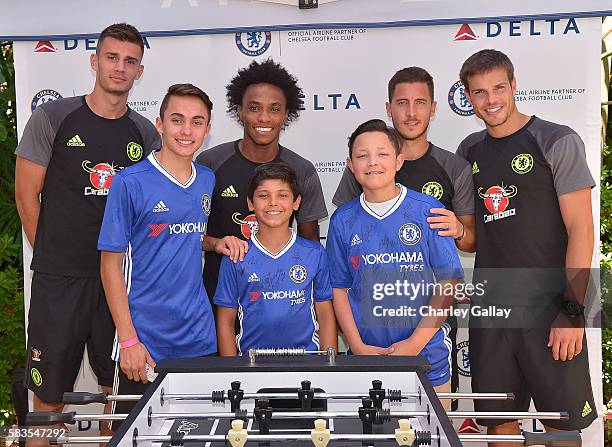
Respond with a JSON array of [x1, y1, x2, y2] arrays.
[[46, 418, 581, 447], [62, 390, 514, 404], [26, 410, 569, 425]]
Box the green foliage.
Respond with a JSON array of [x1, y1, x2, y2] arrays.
[[0, 234, 24, 426], [0, 41, 23, 427], [0, 42, 18, 243]]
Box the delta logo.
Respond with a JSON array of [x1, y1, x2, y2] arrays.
[[35, 38, 151, 52], [453, 18, 580, 41], [454, 24, 477, 41], [147, 222, 207, 237], [458, 419, 481, 434], [34, 41, 56, 52]]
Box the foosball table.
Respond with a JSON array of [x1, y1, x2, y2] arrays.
[[26, 350, 581, 446]]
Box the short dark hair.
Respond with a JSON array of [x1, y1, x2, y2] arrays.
[[247, 162, 301, 202], [459, 49, 514, 93], [96, 23, 145, 59], [348, 119, 401, 157], [226, 59, 303, 127], [388, 67, 434, 101], [159, 83, 213, 120]]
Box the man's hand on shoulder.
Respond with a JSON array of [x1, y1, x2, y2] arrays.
[[215, 236, 248, 262], [427, 208, 463, 238]]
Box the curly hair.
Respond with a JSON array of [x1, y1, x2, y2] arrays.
[[226, 59, 303, 127]]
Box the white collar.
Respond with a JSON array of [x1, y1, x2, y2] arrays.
[[251, 228, 296, 259], [148, 151, 196, 188], [360, 184, 406, 220]]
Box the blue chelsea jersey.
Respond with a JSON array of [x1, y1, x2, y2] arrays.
[[326, 185, 463, 385], [98, 152, 217, 362], [214, 230, 332, 355]]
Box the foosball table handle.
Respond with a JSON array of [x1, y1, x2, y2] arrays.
[[311, 418, 330, 447], [25, 411, 76, 426], [227, 419, 248, 447], [62, 392, 108, 404], [394, 419, 415, 446], [522, 430, 581, 447]]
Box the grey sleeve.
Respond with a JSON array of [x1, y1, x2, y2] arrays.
[[451, 163, 475, 216], [544, 133, 595, 196], [332, 166, 362, 207], [15, 108, 55, 167], [455, 140, 469, 161], [131, 114, 161, 154], [144, 125, 161, 153], [297, 168, 328, 223], [195, 150, 211, 168]]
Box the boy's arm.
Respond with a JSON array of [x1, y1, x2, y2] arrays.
[[100, 251, 155, 383], [314, 300, 338, 351], [216, 307, 238, 356], [332, 288, 392, 355], [391, 279, 458, 355]]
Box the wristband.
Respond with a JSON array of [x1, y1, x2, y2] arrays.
[[454, 222, 465, 241], [120, 337, 140, 349]]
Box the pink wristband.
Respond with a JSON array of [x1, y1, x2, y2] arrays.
[[120, 337, 139, 349]]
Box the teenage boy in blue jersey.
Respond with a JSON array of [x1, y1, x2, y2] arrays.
[[214, 163, 337, 355], [98, 84, 247, 402], [326, 119, 463, 404]]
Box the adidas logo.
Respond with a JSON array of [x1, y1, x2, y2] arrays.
[[351, 234, 362, 246], [67, 135, 85, 147], [248, 273, 260, 283], [152, 201, 170, 213], [581, 401, 592, 417], [472, 161, 480, 174], [221, 185, 239, 198]]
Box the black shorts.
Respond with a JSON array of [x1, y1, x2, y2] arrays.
[[469, 327, 596, 430], [446, 319, 459, 411], [25, 272, 115, 404]]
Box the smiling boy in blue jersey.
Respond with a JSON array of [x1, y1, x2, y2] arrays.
[[98, 84, 247, 421], [214, 163, 337, 356], [326, 119, 463, 407]]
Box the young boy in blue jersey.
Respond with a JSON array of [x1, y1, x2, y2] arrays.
[[214, 163, 337, 355], [326, 119, 463, 402], [98, 84, 247, 408]]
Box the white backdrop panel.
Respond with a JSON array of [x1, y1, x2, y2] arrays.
[[14, 16, 603, 445]]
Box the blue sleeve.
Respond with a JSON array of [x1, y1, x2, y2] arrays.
[[426, 216, 464, 282], [325, 212, 352, 289], [313, 246, 333, 302], [98, 173, 133, 252], [213, 256, 239, 309]]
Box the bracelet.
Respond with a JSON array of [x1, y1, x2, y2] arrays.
[[454, 222, 465, 241], [120, 337, 140, 349]]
